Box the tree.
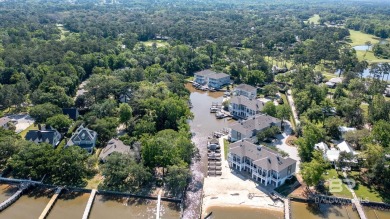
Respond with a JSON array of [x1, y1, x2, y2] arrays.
[[369, 95, 390, 123], [46, 114, 72, 132], [337, 151, 355, 169], [333, 84, 346, 100], [262, 84, 279, 98], [296, 123, 325, 162], [262, 101, 277, 117], [29, 103, 62, 124], [300, 150, 329, 188], [91, 99, 118, 119], [119, 103, 133, 128], [371, 120, 390, 148], [0, 136, 23, 170], [165, 162, 190, 196], [276, 104, 291, 129], [245, 70, 266, 86], [90, 117, 119, 144], [323, 116, 342, 140], [344, 129, 369, 150], [256, 126, 280, 142]]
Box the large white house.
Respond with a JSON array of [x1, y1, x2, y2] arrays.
[[194, 70, 230, 89], [229, 96, 265, 119], [194, 70, 214, 85], [229, 114, 281, 142], [234, 84, 257, 99], [228, 140, 297, 187]]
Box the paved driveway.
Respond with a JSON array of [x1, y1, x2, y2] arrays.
[[6, 114, 35, 133]]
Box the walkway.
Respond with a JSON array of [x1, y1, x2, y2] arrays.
[[82, 189, 97, 219], [286, 90, 300, 126], [156, 190, 162, 219], [39, 187, 62, 219], [342, 172, 367, 219]]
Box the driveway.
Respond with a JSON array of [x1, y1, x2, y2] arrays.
[[271, 122, 301, 173], [6, 114, 35, 133]]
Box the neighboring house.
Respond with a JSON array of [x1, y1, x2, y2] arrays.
[[25, 126, 61, 147], [119, 88, 132, 103], [314, 142, 330, 159], [339, 126, 356, 135], [325, 141, 359, 165], [234, 84, 257, 99], [66, 125, 97, 154], [99, 138, 137, 162], [326, 77, 343, 88], [0, 117, 11, 129], [229, 114, 281, 142], [194, 70, 214, 85], [384, 87, 390, 97], [228, 140, 296, 187], [62, 108, 79, 121], [229, 96, 265, 119], [208, 72, 230, 89]]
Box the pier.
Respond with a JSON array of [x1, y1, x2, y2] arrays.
[[82, 189, 97, 219], [284, 198, 291, 219], [156, 190, 162, 219], [38, 187, 63, 219], [0, 183, 32, 212]]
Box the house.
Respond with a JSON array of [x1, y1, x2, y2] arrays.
[[229, 96, 265, 119], [194, 70, 214, 85], [0, 117, 11, 129], [229, 114, 281, 142], [325, 77, 343, 88], [208, 72, 230, 89], [62, 108, 79, 121], [99, 138, 140, 162], [66, 125, 97, 154], [25, 126, 61, 147], [339, 126, 356, 135], [228, 140, 296, 187], [325, 141, 359, 164], [119, 88, 132, 103], [314, 142, 329, 154], [234, 84, 257, 99]]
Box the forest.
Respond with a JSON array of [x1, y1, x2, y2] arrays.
[[0, 0, 389, 199]]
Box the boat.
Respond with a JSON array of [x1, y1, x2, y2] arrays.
[[210, 107, 219, 113], [215, 111, 226, 119]]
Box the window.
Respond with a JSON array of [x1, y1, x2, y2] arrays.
[[287, 165, 292, 174]]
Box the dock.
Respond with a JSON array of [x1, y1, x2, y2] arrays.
[[0, 183, 32, 212], [284, 198, 291, 219], [39, 187, 63, 219], [156, 190, 162, 219], [82, 189, 97, 219]]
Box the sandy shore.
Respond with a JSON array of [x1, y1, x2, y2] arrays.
[[201, 136, 284, 217]]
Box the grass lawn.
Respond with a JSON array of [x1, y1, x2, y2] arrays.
[[360, 103, 369, 119], [85, 174, 102, 190], [348, 171, 384, 202], [355, 50, 390, 63], [143, 40, 169, 48], [306, 14, 320, 25], [224, 139, 229, 159], [348, 30, 380, 47], [56, 24, 69, 41], [265, 56, 293, 69], [280, 93, 296, 130], [322, 169, 353, 199], [19, 124, 38, 138]]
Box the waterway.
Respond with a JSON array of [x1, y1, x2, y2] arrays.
[[47, 191, 89, 219], [0, 184, 18, 203], [364, 206, 390, 219], [206, 205, 284, 219], [182, 84, 231, 218], [291, 201, 360, 219]]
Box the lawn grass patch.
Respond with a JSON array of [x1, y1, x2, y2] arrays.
[[348, 30, 380, 47], [322, 169, 353, 199], [348, 171, 384, 203], [224, 139, 229, 159], [307, 14, 320, 25], [143, 40, 169, 48]]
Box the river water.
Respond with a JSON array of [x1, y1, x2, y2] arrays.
[[291, 201, 360, 219], [182, 84, 230, 219], [206, 205, 284, 219], [47, 191, 89, 219]]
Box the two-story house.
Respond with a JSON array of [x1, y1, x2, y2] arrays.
[[228, 140, 296, 187], [25, 126, 62, 147], [229, 114, 281, 142], [66, 125, 98, 154], [194, 70, 214, 85], [208, 72, 230, 89], [229, 96, 265, 119], [234, 84, 257, 99]]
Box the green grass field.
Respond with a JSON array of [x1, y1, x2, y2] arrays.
[[306, 14, 320, 25], [224, 139, 229, 159], [348, 30, 380, 47], [323, 169, 353, 199], [56, 24, 69, 41], [348, 171, 383, 202], [143, 40, 169, 48]]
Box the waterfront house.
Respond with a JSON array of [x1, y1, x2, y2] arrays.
[[194, 70, 214, 85], [99, 138, 136, 162], [25, 126, 61, 147], [66, 125, 97, 154], [325, 141, 359, 165], [207, 72, 230, 89], [62, 108, 79, 121], [234, 84, 257, 99], [229, 114, 281, 142], [229, 96, 265, 119], [0, 117, 11, 129], [228, 140, 296, 187]]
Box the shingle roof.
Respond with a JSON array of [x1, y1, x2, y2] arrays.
[[194, 69, 216, 77], [25, 129, 61, 146], [99, 139, 132, 160], [235, 84, 256, 92], [62, 108, 79, 120], [230, 96, 265, 111], [208, 72, 230, 80], [67, 125, 97, 147], [0, 117, 11, 127], [229, 140, 296, 171], [229, 114, 281, 136]]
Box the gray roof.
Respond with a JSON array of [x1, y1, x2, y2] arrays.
[[67, 125, 97, 148], [230, 96, 264, 111], [99, 138, 132, 161], [208, 72, 230, 80], [229, 114, 281, 136], [0, 117, 11, 127], [229, 140, 296, 172], [194, 69, 216, 77], [329, 77, 342, 84], [235, 84, 256, 92], [25, 128, 61, 146]]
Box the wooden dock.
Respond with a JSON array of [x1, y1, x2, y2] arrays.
[[82, 189, 97, 219], [39, 187, 63, 219], [156, 190, 162, 219], [284, 198, 291, 219], [0, 183, 31, 212]]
